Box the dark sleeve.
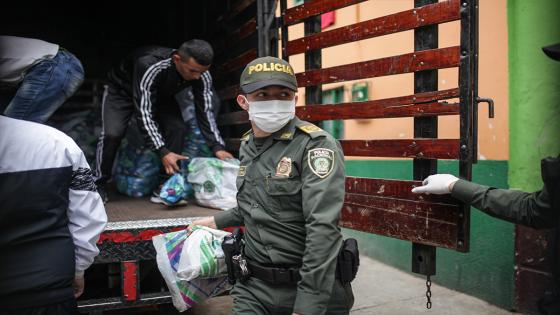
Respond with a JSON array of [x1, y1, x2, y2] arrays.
[[132, 57, 169, 156], [192, 71, 226, 153], [451, 179, 555, 229]]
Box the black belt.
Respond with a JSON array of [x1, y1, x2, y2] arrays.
[[246, 260, 301, 285]]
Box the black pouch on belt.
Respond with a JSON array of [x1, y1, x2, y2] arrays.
[[336, 238, 360, 283]]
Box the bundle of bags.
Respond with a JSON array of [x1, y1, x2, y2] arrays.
[[152, 225, 231, 312]]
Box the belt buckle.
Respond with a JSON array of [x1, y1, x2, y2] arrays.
[[275, 268, 292, 284]]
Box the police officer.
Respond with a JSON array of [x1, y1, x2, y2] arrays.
[[192, 56, 354, 315], [412, 43, 560, 314], [411, 43, 560, 229]]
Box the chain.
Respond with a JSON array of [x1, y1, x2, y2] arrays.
[[425, 275, 432, 309]]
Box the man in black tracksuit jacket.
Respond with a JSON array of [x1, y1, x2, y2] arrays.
[[95, 40, 232, 201]]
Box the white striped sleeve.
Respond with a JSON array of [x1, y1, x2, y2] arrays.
[[201, 72, 225, 146], [138, 59, 172, 150], [66, 141, 108, 275]]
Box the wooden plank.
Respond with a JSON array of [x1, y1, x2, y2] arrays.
[[340, 194, 459, 249], [283, 0, 367, 26], [217, 88, 459, 126], [215, 49, 258, 78], [286, 0, 460, 55], [233, 17, 257, 40], [340, 139, 459, 159], [218, 0, 255, 22], [217, 85, 240, 101], [342, 177, 460, 250], [344, 193, 458, 224], [345, 177, 457, 205], [299, 101, 459, 121], [296, 46, 460, 87], [222, 138, 459, 159]]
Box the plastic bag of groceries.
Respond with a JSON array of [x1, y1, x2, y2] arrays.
[[114, 140, 161, 197], [187, 158, 240, 210], [152, 229, 230, 312], [159, 173, 188, 205], [176, 226, 230, 281]]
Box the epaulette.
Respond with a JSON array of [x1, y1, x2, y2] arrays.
[[241, 129, 252, 141], [296, 121, 327, 139]]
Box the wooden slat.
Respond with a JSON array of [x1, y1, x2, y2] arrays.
[[218, 0, 255, 22], [217, 85, 240, 101], [284, 0, 367, 26], [286, 0, 460, 56], [341, 196, 458, 249], [296, 46, 460, 87], [216, 49, 258, 78], [223, 138, 459, 159], [232, 17, 257, 40], [299, 101, 459, 121], [341, 177, 460, 250], [345, 177, 457, 204], [340, 139, 460, 159], [217, 88, 460, 126]]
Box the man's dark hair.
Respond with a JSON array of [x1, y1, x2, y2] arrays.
[[177, 39, 214, 66]]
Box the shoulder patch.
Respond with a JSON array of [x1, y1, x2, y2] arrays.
[[308, 148, 335, 178]]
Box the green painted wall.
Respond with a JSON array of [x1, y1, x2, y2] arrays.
[[508, 0, 560, 191], [343, 160, 514, 309]]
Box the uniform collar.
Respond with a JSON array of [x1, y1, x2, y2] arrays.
[[272, 117, 299, 141], [241, 117, 299, 143]]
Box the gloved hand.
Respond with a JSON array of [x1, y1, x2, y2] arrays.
[[411, 174, 459, 195]]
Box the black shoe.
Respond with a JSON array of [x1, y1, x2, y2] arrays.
[[97, 184, 109, 204]]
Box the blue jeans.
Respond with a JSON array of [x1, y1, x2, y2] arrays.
[[2, 49, 84, 123]]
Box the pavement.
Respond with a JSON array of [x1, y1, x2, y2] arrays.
[[106, 255, 517, 315], [184, 255, 517, 315]]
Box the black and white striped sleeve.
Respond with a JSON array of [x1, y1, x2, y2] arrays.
[[67, 141, 108, 276], [193, 71, 225, 153], [133, 58, 171, 153]]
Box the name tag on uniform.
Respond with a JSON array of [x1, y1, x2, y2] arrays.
[[238, 166, 246, 177], [275, 157, 292, 177]]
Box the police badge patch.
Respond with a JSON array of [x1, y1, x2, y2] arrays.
[[308, 148, 335, 178], [275, 156, 292, 177]]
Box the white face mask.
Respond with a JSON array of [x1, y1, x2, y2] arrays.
[[244, 97, 296, 133]]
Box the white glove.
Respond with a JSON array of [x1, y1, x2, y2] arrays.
[[411, 174, 459, 195]]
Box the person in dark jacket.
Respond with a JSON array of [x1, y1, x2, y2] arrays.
[[411, 43, 560, 228], [412, 43, 560, 315], [94, 39, 232, 202], [0, 115, 107, 315]]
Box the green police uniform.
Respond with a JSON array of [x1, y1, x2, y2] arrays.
[[214, 117, 353, 315], [451, 156, 559, 229]]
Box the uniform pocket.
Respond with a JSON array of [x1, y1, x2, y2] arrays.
[[265, 177, 303, 222], [266, 177, 302, 196]]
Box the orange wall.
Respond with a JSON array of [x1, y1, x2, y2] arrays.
[[285, 0, 509, 160]]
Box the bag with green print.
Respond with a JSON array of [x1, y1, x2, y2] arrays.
[[187, 157, 240, 210], [176, 225, 231, 281]]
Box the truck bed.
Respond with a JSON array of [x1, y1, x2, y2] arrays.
[[105, 193, 222, 222]]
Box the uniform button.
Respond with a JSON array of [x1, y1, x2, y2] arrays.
[[252, 203, 259, 208], [265, 245, 273, 250]]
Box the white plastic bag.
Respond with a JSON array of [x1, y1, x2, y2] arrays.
[[152, 229, 230, 312], [176, 225, 231, 281], [187, 157, 239, 210]]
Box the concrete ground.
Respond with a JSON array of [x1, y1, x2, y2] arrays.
[[108, 255, 516, 315], [184, 255, 517, 315]]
